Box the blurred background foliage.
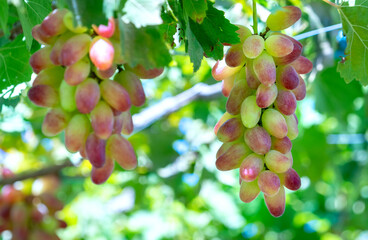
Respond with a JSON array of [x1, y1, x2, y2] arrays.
[[1, 0, 368, 239]]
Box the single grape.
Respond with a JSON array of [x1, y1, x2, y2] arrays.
[[262, 108, 288, 138], [94, 64, 117, 79], [276, 65, 300, 90], [75, 78, 101, 114], [274, 89, 297, 115], [85, 133, 106, 168], [257, 170, 281, 196], [50, 32, 75, 65], [90, 101, 114, 140], [32, 24, 57, 45], [253, 51, 276, 86], [120, 111, 134, 135], [106, 134, 137, 170], [33, 66, 64, 88], [29, 46, 54, 74], [64, 58, 91, 86], [290, 56, 313, 74], [42, 108, 69, 137], [246, 60, 261, 89], [271, 136, 292, 154], [217, 118, 244, 142], [284, 113, 299, 140], [266, 6, 302, 31], [239, 180, 260, 203], [264, 185, 285, 217], [280, 168, 301, 191], [216, 142, 233, 159], [243, 126, 271, 155], [226, 74, 254, 115], [41, 9, 68, 37], [114, 70, 145, 107], [256, 83, 278, 108], [89, 36, 115, 70], [216, 142, 251, 171], [60, 34, 91, 66], [265, 35, 293, 57], [212, 59, 242, 81], [129, 64, 164, 79], [222, 74, 236, 97], [243, 35, 265, 59], [59, 80, 77, 112], [226, 44, 246, 67], [292, 75, 306, 101], [265, 150, 291, 173], [99, 79, 131, 112], [235, 25, 252, 43], [214, 112, 233, 135], [273, 35, 303, 65], [65, 114, 90, 153], [240, 95, 261, 128], [91, 156, 115, 184], [28, 85, 59, 108], [239, 153, 264, 182]]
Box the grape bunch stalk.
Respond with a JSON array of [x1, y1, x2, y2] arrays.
[[28, 9, 163, 184], [212, 6, 312, 217]]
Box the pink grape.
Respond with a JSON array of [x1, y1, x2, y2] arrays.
[[239, 153, 264, 182], [256, 83, 277, 108], [266, 6, 302, 31], [225, 44, 246, 67], [292, 75, 306, 101], [75, 78, 100, 114], [216, 142, 233, 159], [65, 114, 90, 153], [280, 168, 301, 191], [50, 32, 74, 65], [42, 108, 69, 137], [130, 64, 164, 79], [226, 76, 254, 115], [276, 65, 299, 90], [64, 58, 91, 86], [60, 34, 91, 66], [274, 35, 302, 65], [217, 118, 244, 142], [275, 89, 297, 115], [265, 150, 291, 173], [33, 66, 64, 88], [32, 24, 57, 45], [106, 134, 137, 170], [246, 60, 261, 89], [240, 95, 261, 128], [121, 111, 134, 135], [94, 64, 117, 79], [28, 85, 59, 108], [264, 186, 285, 217], [262, 108, 288, 138], [242, 35, 265, 59], [85, 133, 106, 168], [212, 59, 242, 81], [265, 35, 293, 57], [115, 70, 145, 107], [257, 170, 280, 196], [222, 74, 236, 97], [284, 113, 299, 140], [290, 56, 313, 74], [92, 18, 116, 38], [216, 142, 251, 171], [100, 80, 131, 112], [239, 180, 260, 203], [91, 156, 115, 184], [29, 46, 54, 74], [89, 37, 115, 70], [253, 51, 276, 86], [91, 101, 114, 140], [243, 126, 271, 155], [214, 112, 233, 135], [41, 9, 68, 36], [271, 136, 292, 154]]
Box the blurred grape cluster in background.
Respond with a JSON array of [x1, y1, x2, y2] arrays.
[[1, 0, 368, 239]]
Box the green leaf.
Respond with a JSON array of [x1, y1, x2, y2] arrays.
[[118, 19, 172, 68], [0, 0, 9, 35], [0, 95, 20, 112], [158, 8, 177, 47], [16, 0, 52, 49], [186, 23, 203, 71], [121, 0, 165, 27], [0, 35, 32, 93], [337, 1, 368, 86], [64, 0, 108, 27], [188, 2, 239, 60], [314, 66, 363, 122], [183, 0, 207, 24]]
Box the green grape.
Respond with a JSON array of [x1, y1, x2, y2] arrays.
[[59, 80, 77, 112], [240, 95, 261, 128], [242, 35, 265, 59], [239, 180, 260, 203], [266, 6, 302, 31], [262, 108, 288, 138]]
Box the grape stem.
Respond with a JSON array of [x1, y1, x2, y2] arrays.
[[321, 0, 340, 8], [252, 0, 258, 34]]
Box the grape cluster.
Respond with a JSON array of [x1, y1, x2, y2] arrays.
[[28, 9, 163, 184], [212, 6, 312, 217], [0, 169, 66, 240]]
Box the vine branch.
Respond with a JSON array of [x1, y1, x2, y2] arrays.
[[252, 0, 258, 34]]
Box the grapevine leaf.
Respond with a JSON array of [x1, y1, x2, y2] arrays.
[[0, 0, 8, 35], [0, 35, 32, 92], [0, 95, 20, 112], [188, 2, 240, 60], [121, 0, 165, 28], [182, 0, 207, 24], [186, 23, 204, 71], [158, 10, 177, 48], [64, 0, 108, 27], [337, 1, 368, 86], [118, 20, 172, 68], [16, 0, 52, 49]]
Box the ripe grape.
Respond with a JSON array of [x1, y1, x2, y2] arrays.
[[266, 6, 302, 31], [115, 70, 146, 107], [90, 101, 114, 139], [239, 180, 260, 203], [42, 108, 69, 137], [100, 79, 131, 112], [240, 95, 261, 128], [59, 80, 77, 112], [41, 9, 68, 37], [226, 44, 246, 67], [257, 170, 281, 196], [64, 58, 91, 85], [239, 153, 264, 182], [274, 89, 297, 115], [244, 126, 271, 155], [75, 78, 101, 114], [276, 65, 300, 90], [255, 83, 277, 108], [217, 117, 244, 142], [65, 114, 90, 153], [264, 150, 291, 173], [243, 35, 265, 59], [262, 108, 288, 138], [265, 35, 293, 57], [106, 134, 137, 170], [89, 37, 115, 70], [264, 185, 285, 217], [216, 142, 251, 171], [253, 51, 276, 86], [60, 34, 91, 66], [85, 133, 106, 168], [29, 46, 54, 73], [91, 156, 115, 184], [28, 85, 59, 107]]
